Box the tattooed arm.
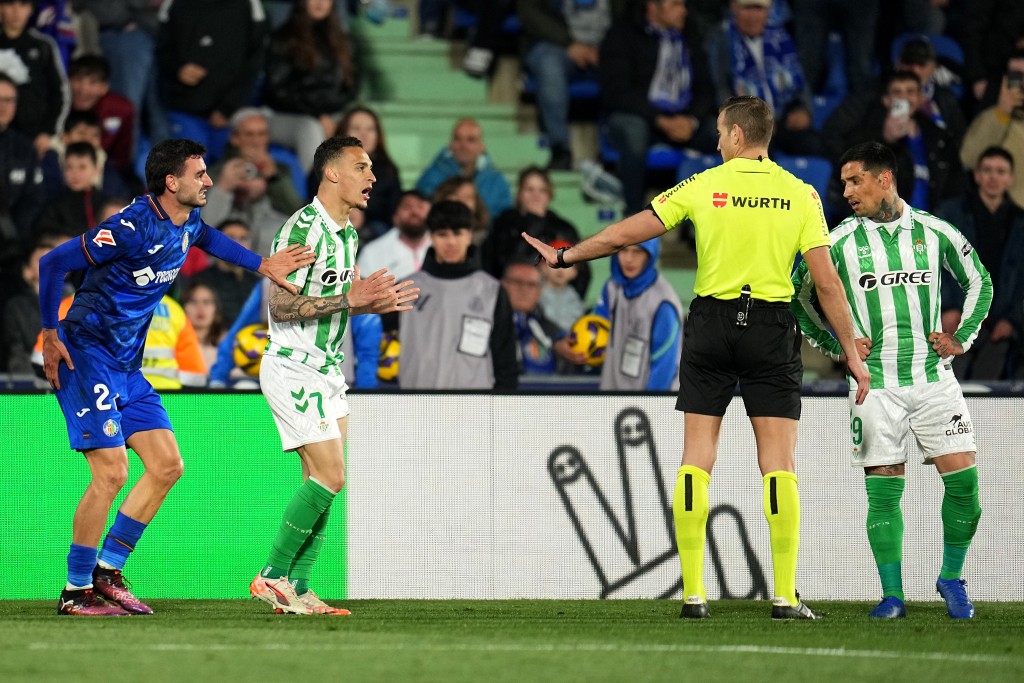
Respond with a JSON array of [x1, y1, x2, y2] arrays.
[[268, 283, 353, 322]]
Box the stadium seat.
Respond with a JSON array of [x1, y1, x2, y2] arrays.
[[890, 32, 964, 68], [597, 124, 690, 171], [774, 153, 833, 200], [812, 93, 844, 129], [521, 73, 601, 101], [676, 151, 721, 182], [268, 144, 308, 198]]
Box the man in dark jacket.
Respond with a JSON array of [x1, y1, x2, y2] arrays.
[[936, 146, 1024, 380], [519, 0, 628, 170], [823, 70, 964, 213], [0, 71, 45, 245], [598, 0, 716, 214], [156, 0, 267, 159]]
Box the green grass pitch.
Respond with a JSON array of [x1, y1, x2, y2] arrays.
[[3, 600, 1023, 682]]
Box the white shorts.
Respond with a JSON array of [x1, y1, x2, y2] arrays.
[[261, 355, 350, 451], [849, 379, 976, 468]]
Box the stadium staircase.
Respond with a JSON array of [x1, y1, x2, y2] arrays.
[[352, 2, 698, 308]]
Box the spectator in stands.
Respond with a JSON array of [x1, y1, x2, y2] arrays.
[[156, 0, 268, 160], [519, 0, 626, 170], [80, 0, 168, 142], [1, 233, 59, 375], [961, 50, 1024, 208], [39, 110, 134, 201], [180, 281, 225, 372], [339, 106, 400, 239], [501, 258, 585, 377], [538, 240, 584, 331], [961, 0, 1024, 111], [791, 0, 880, 96], [706, 0, 820, 156], [0, 0, 69, 157], [482, 165, 589, 298], [356, 189, 431, 278], [0, 71, 45, 243], [33, 141, 110, 237], [266, 0, 357, 172], [430, 175, 491, 244], [186, 219, 261, 329], [598, 0, 717, 215], [823, 70, 964, 212], [395, 200, 517, 390], [460, 0, 516, 79], [416, 117, 513, 218], [592, 236, 683, 390], [214, 107, 306, 210], [31, 1, 74, 69], [67, 55, 135, 175], [894, 36, 967, 147], [935, 146, 1024, 380]]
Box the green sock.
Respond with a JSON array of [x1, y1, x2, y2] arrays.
[[290, 505, 332, 595], [939, 466, 981, 580], [865, 475, 905, 600], [262, 478, 337, 579]]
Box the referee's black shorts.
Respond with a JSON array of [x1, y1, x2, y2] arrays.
[[676, 295, 803, 420]]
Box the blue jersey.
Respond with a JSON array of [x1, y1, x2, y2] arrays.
[[62, 194, 210, 372]]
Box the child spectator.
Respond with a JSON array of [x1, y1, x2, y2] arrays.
[[1, 233, 60, 374], [538, 239, 585, 331], [180, 281, 225, 373], [592, 237, 683, 390], [67, 55, 135, 175], [40, 110, 133, 201], [33, 140, 110, 237]]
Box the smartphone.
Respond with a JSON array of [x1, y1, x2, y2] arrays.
[[890, 98, 911, 118], [244, 162, 259, 179], [1008, 70, 1024, 90]]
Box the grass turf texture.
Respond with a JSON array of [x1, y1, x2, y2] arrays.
[[3, 600, 1023, 682]]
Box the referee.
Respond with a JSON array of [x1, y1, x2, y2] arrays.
[[523, 96, 870, 620]]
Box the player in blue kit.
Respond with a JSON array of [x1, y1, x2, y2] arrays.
[[38, 139, 313, 616]]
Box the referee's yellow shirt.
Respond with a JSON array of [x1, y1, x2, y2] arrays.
[[651, 157, 830, 302]]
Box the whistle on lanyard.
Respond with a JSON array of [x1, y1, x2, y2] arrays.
[[736, 284, 752, 328]]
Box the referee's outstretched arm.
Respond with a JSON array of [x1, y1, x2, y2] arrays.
[[802, 245, 871, 404], [522, 209, 666, 267]]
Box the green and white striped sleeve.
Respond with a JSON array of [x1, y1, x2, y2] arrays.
[[937, 223, 993, 352], [791, 257, 843, 360]]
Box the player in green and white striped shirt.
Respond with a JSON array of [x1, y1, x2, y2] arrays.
[[792, 142, 992, 620], [250, 136, 418, 616]]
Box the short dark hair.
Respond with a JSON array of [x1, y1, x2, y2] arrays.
[[310, 135, 363, 185], [63, 109, 102, 134], [68, 55, 111, 82], [977, 146, 1015, 171], [719, 96, 773, 147], [0, 71, 16, 89], [65, 141, 97, 165], [145, 138, 207, 194], [426, 200, 473, 232], [217, 218, 251, 233], [840, 141, 899, 177], [885, 69, 922, 90]]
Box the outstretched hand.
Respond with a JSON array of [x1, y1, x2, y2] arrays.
[[522, 232, 558, 267], [260, 244, 315, 294], [361, 279, 420, 315], [346, 267, 398, 310]]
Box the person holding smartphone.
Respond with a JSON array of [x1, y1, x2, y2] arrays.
[[961, 49, 1024, 209], [823, 69, 965, 213]]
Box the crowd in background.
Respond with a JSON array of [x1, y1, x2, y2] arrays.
[[1, 0, 1023, 389]]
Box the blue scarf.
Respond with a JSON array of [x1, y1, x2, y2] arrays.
[[647, 25, 693, 114], [727, 18, 805, 113]]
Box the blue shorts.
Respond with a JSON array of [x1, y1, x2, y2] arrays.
[[54, 331, 172, 451]]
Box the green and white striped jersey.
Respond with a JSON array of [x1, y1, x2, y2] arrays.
[[264, 197, 358, 375], [792, 206, 993, 389]]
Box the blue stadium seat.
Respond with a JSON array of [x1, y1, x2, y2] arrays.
[[269, 144, 308, 198], [597, 123, 690, 171], [890, 32, 964, 68], [676, 151, 720, 182], [521, 73, 600, 100], [774, 153, 833, 200], [812, 93, 844, 129]]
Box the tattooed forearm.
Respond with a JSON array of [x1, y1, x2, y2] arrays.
[[870, 196, 903, 223], [269, 285, 350, 322]]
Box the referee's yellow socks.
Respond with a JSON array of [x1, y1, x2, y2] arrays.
[[673, 465, 710, 601], [763, 470, 800, 607]]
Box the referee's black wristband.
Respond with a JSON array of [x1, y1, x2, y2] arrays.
[[555, 246, 570, 268]]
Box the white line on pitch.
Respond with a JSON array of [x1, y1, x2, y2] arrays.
[[24, 641, 1020, 663]]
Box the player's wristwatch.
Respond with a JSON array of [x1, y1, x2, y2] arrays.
[[554, 246, 570, 269]]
